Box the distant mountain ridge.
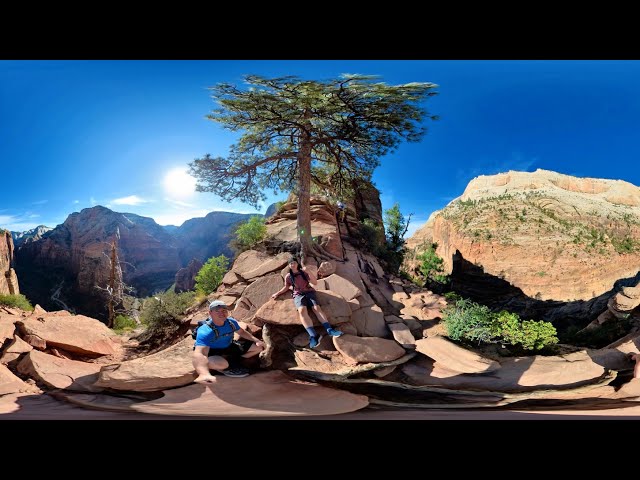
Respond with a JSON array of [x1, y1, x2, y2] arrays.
[[14, 206, 257, 320], [11, 225, 53, 248]]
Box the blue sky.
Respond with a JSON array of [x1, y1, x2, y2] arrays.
[[1, 60, 639, 237]]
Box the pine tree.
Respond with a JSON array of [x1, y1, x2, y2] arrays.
[[189, 74, 437, 260]]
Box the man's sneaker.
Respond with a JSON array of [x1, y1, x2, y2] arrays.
[[219, 366, 250, 378], [309, 335, 322, 349], [326, 327, 344, 337]]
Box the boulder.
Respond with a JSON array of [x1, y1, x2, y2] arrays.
[[415, 336, 500, 374], [333, 334, 406, 365], [17, 350, 102, 392], [94, 336, 196, 392], [17, 314, 117, 357], [254, 290, 351, 326]]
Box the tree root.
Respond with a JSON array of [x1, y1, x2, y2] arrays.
[[304, 243, 344, 263]]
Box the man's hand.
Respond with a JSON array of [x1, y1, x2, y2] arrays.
[[271, 292, 279, 299], [194, 374, 218, 384], [255, 340, 266, 349]]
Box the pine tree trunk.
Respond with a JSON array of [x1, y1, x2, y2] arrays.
[[107, 239, 116, 328], [297, 136, 313, 261]]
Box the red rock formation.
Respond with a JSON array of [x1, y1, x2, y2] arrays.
[[0, 231, 19, 295], [407, 170, 640, 309], [174, 258, 203, 293]]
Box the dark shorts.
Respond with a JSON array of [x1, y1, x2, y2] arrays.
[[293, 290, 319, 309], [207, 339, 252, 358]]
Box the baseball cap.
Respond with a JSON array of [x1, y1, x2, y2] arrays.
[[209, 300, 229, 310]]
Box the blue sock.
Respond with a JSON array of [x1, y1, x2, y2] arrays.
[[305, 326, 317, 338], [321, 322, 331, 331]]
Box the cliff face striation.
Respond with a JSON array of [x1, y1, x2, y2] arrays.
[[14, 207, 255, 320], [406, 169, 640, 325], [0, 230, 19, 295], [15, 206, 182, 318]]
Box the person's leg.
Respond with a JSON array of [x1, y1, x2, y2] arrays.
[[297, 306, 315, 329], [242, 342, 263, 358], [297, 305, 322, 348], [310, 299, 343, 337], [634, 353, 640, 378], [207, 354, 229, 372], [208, 345, 250, 377]]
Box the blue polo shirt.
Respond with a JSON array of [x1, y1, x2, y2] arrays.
[[194, 317, 240, 349]]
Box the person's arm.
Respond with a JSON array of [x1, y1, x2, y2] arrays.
[[271, 279, 291, 299], [192, 345, 216, 383], [301, 264, 317, 286], [236, 327, 265, 348]]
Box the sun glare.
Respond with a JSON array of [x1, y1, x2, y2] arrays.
[[164, 168, 196, 197]]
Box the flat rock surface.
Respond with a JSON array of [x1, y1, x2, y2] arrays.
[[130, 370, 369, 417]]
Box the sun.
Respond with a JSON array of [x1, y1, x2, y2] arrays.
[[164, 168, 196, 197]]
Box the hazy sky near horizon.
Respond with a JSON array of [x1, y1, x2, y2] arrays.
[[2, 60, 639, 237]]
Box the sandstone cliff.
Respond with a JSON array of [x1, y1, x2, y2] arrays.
[[406, 169, 640, 325], [14, 207, 257, 320], [0, 231, 19, 295], [15, 207, 182, 318]]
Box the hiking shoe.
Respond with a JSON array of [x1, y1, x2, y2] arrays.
[[219, 367, 250, 378], [326, 327, 343, 337], [309, 335, 322, 349]]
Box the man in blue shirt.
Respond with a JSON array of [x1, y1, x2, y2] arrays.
[[192, 300, 265, 382]]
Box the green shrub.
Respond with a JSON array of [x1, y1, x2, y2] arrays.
[[443, 298, 494, 344], [275, 201, 286, 214], [359, 218, 385, 255], [113, 314, 137, 332], [442, 299, 558, 351], [140, 290, 195, 332], [0, 294, 34, 311], [232, 216, 266, 252], [416, 243, 449, 285], [443, 291, 463, 304], [195, 254, 229, 295]]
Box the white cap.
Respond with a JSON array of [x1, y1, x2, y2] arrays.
[[209, 300, 229, 310]]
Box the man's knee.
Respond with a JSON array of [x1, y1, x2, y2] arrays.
[[208, 356, 228, 370]]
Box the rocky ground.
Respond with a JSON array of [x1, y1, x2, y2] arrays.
[[2, 193, 640, 419]]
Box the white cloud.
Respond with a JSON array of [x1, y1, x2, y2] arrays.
[[112, 195, 149, 206], [0, 214, 42, 232], [73, 200, 80, 204], [28, 214, 40, 218], [90, 197, 97, 206], [164, 197, 196, 208], [4, 222, 41, 232], [31, 200, 48, 205]]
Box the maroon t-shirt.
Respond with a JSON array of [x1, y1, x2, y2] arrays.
[[285, 270, 314, 296]]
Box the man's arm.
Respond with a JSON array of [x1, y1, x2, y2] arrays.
[[235, 327, 265, 347], [192, 345, 216, 383]]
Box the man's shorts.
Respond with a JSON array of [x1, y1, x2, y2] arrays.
[[208, 339, 252, 358], [293, 290, 319, 309]]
